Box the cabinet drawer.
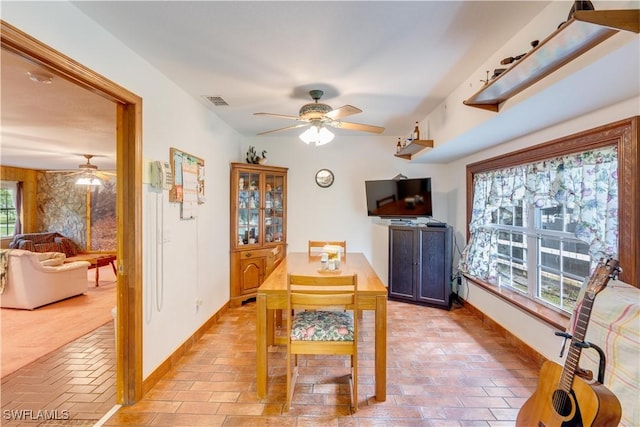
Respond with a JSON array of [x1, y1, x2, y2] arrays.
[[273, 244, 284, 264]]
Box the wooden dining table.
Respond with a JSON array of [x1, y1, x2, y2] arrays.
[[256, 252, 388, 401]]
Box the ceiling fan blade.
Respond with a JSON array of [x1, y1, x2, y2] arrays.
[[332, 121, 385, 134], [257, 123, 309, 136], [325, 105, 362, 120], [254, 112, 303, 121], [95, 171, 116, 178], [45, 170, 83, 175], [45, 169, 115, 177]]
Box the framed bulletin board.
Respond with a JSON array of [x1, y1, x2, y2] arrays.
[[169, 148, 205, 215]]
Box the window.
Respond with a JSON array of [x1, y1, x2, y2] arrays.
[[462, 145, 618, 315], [491, 201, 590, 313], [0, 181, 18, 238], [536, 204, 590, 310], [463, 117, 640, 319]]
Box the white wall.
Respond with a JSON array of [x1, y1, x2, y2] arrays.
[[2, 1, 243, 377]]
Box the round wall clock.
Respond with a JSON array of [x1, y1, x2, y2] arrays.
[[315, 169, 334, 188]]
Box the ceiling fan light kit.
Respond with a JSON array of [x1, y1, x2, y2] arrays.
[[254, 89, 384, 144], [299, 123, 335, 146], [75, 176, 102, 186]]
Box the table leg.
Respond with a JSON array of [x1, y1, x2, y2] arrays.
[[267, 308, 275, 346], [256, 293, 268, 399], [95, 262, 100, 287], [375, 295, 387, 401], [110, 260, 117, 275]]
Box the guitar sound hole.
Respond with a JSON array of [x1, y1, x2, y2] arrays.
[[551, 389, 573, 417]]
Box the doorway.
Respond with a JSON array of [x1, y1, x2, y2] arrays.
[[1, 20, 143, 404]]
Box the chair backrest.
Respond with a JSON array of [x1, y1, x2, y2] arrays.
[[308, 240, 347, 258], [287, 273, 357, 312]]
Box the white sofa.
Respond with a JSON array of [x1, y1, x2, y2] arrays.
[[0, 249, 91, 310]]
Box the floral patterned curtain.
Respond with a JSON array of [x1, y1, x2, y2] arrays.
[[460, 145, 618, 282]]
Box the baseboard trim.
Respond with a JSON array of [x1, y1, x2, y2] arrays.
[[142, 301, 231, 395], [462, 299, 547, 369]]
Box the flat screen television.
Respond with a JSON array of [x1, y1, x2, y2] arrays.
[[365, 177, 432, 218]]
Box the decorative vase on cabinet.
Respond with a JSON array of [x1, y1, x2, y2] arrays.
[[230, 162, 288, 306]]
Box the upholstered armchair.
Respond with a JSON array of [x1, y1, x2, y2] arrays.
[[0, 249, 90, 310]]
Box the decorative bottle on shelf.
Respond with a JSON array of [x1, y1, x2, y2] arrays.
[[413, 122, 420, 141], [396, 137, 402, 153]]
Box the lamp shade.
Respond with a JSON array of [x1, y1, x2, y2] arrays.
[[299, 124, 335, 146], [76, 176, 102, 186]]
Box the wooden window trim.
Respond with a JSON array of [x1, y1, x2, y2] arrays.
[[466, 117, 639, 295], [463, 273, 569, 331]]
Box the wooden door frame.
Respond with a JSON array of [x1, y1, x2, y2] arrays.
[[1, 20, 144, 404]]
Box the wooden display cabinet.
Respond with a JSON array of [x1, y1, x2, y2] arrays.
[[230, 162, 288, 306]]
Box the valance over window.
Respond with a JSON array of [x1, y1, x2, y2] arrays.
[[460, 145, 618, 282]]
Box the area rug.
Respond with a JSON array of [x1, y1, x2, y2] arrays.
[[0, 267, 116, 377]]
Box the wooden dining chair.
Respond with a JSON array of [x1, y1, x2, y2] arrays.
[[285, 273, 358, 413], [308, 240, 347, 260]]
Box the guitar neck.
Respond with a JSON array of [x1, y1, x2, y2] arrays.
[[559, 295, 595, 393]]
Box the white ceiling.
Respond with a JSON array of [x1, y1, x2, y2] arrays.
[[2, 1, 563, 171], [1, 48, 117, 171]]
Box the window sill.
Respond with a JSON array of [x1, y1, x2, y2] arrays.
[[463, 274, 569, 331]]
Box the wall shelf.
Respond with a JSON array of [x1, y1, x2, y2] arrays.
[[394, 139, 434, 160], [463, 9, 640, 112]]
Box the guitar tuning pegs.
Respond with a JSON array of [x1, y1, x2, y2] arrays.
[[612, 265, 622, 280]]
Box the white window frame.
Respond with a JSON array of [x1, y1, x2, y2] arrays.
[[490, 201, 591, 314], [0, 180, 18, 238]]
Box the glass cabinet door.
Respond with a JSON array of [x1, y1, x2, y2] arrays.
[[264, 173, 285, 244], [237, 171, 260, 245]]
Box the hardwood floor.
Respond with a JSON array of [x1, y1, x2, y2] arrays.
[[1, 322, 116, 426], [1, 295, 540, 426]]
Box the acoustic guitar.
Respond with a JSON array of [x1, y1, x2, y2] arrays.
[[516, 258, 622, 427]]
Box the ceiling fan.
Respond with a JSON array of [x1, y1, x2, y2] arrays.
[[253, 90, 385, 140], [46, 154, 115, 180]]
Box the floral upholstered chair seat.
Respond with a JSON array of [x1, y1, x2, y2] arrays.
[[290, 310, 354, 341]]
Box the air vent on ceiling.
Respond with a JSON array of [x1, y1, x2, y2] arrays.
[[203, 95, 229, 106]]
